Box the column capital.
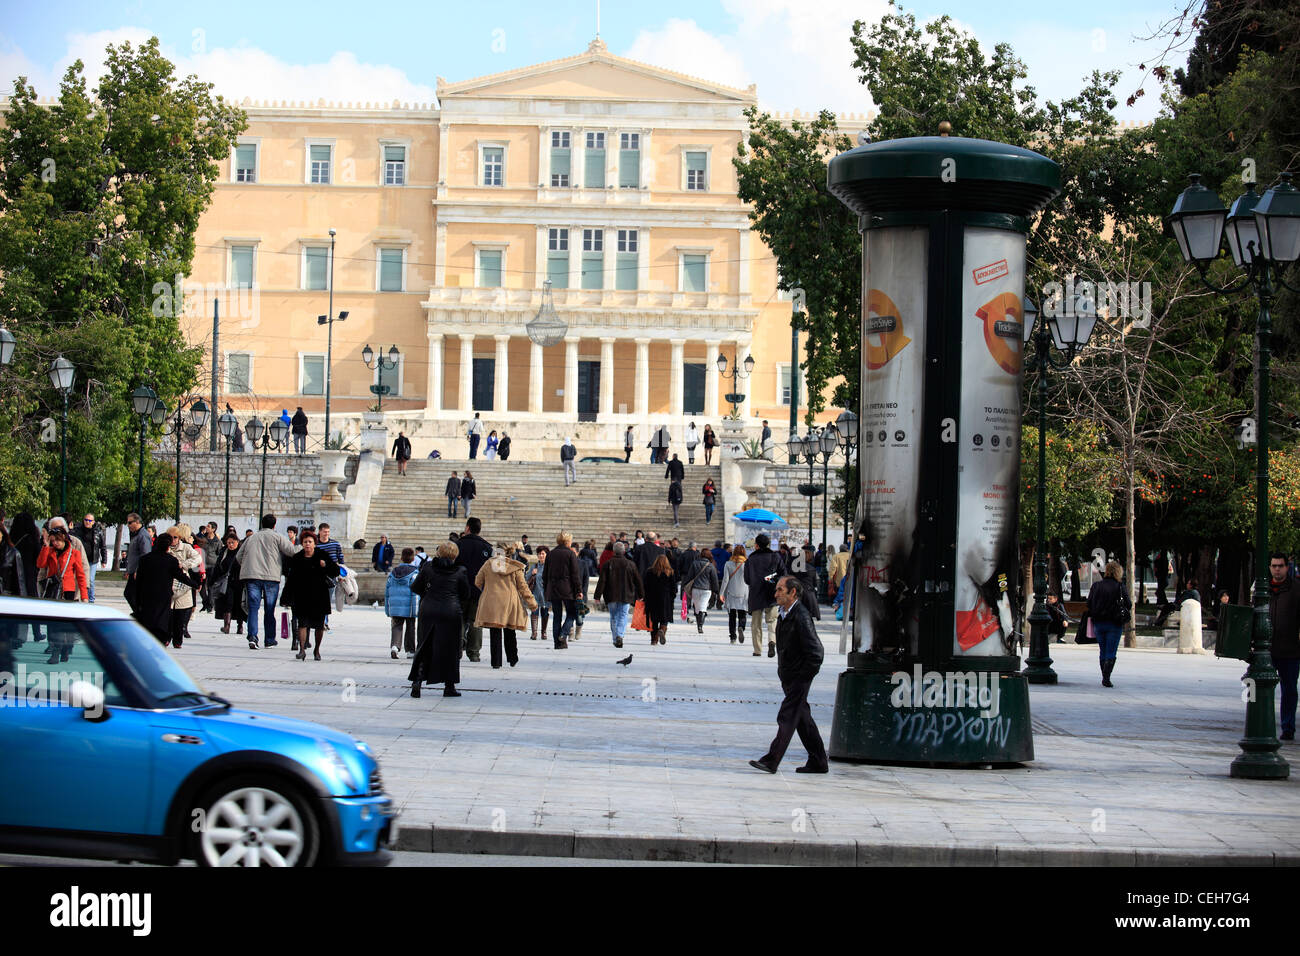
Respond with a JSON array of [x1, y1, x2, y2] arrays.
[[426, 330, 444, 343], [704, 338, 722, 347], [494, 333, 511, 343], [600, 336, 616, 345], [564, 335, 581, 346], [634, 336, 652, 346], [670, 338, 687, 348]]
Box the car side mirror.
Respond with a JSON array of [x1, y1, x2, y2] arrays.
[[65, 680, 108, 721]]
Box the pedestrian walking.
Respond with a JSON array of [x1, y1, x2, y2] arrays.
[[36, 525, 89, 603], [283, 531, 339, 661], [561, 437, 577, 485], [760, 420, 773, 459], [460, 471, 477, 518], [643, 554, 676, 646], [624, 425, 634, 463], [211, 533, 245, 634], [0, 524, 28, 597], [664, 453, 684, 483], [315, 522, 347, 616], [455, 516, 493, 662], [165, 524, 203, 648], [124, 512, 150, 579], [702, 478, 717, 524], [749, 576, 828, 775], [684, 549, 721, 634], [291, 406, 309, 453], [234, 514, 298, 650], [408, 541, 469, 698], [1269, 553, 1300, 740], [71, 513, 107, 603], [467, 412, 484, 459], [372, 535, 394, 572], [1087, 559, 1132, 687], [196, 522, 221, 611], [386, 548, 421, 659], [279, 409, 292, 452], [474, 542, 537, 668], [702, 424, 718, 466], [744, 533, 786, 658], [484, 430, 499, 460], [685, 422, 700, 464], [498, 431, 512, 461], [392, 431, 413, 476], [445, 471, 461, 518], [526, 546, 549, 639], [595, 540, 642, 648], [721, 545, 749, 644], [651, 424, 671, 464], [128, 534, 200, 651], [668, 479, 683, 527], [9, 513, 39, 598], [545, 532, 583, 648]]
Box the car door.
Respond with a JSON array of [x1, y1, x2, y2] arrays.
[[0, 615, 154, 834]]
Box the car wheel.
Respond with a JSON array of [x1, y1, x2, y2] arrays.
[[191, 774, 321, 867]]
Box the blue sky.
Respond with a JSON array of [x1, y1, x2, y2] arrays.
[[2, 0, 1189, 121]]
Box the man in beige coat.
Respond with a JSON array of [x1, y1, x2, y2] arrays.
[[474, 543, 538, 669]]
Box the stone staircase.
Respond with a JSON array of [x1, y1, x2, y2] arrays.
[[363, 458, 726, 555]]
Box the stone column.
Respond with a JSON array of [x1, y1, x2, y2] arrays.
[[425, 331, 444, 414], [529, 340, 543, 413], [494, 334, 510, 413], [459, 333, 474, 411], [600, 336, 615, 417], [669, 338, 685, 418], [634, 337, 650, 418], [705, 339, 720, 418], [563, 336, 579, 417]]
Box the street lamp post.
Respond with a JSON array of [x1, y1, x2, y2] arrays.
[[160, 398, 210, 524], [1167, 170, 1300, 780], [130, 385, 160, 515], [1021, 293, 1097, 686], [836, 409, 859, 542], [816, 423, 839, 550], [48, 356, 75, 515], [716, 350, 755, 417], [218, 410, 238, 531], [790, 434, 816, 538], [362, 344, 400, 413], [245, 416, 290, 519]]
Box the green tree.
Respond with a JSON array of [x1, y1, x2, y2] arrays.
[[0, 37, 245, 521]]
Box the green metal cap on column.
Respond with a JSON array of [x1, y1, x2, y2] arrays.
[[827, 125, 1060, 219]]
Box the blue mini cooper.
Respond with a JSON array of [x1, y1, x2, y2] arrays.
[[0, 598, 397, 866]]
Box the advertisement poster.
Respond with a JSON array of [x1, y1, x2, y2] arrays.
[[854, 226, 927, 657], [953, 228, 1026, 656]]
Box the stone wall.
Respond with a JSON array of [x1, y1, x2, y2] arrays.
[[163, 451, 357, 534], [757, 463, 849, 546]]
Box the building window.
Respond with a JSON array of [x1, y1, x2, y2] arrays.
[[378, 248, 404, 292], [226, 352, 252, 394], [547, 228, 569, 289], [616, 229, 638, 291], [682, 253, 708, 293], [550, 131, 571, 188], [482, 146, 504, 187], [309, 143, 332, 184], [585, 131, 605, 188], [303, 246, 329, 291], [685, 150, 708, 191], [619, 133, 640, 188], [383, 145, 406, 185], [230, 245, 255, 288], [478, 249, 503, 288], [581, 229, 604, 290], [234, 143, 257, 183], [300, 354, 325, 396]]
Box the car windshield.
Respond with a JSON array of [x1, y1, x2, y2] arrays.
[[90, 619, 205, 707]]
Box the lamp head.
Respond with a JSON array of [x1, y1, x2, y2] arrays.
[[1166, 173, 1227, 264]]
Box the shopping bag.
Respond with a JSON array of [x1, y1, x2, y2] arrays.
[[631, 599, 650, 632], [681, 591, 689, 621]]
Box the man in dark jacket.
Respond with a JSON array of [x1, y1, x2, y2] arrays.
[[595, 540, 642, 648], [445, 471, 461, 518], [744, 533, 786, 658], [544, 532, 583, 648], [291, 406, 309, 453], [711, 540, 731, 576], [664, 453, 684, 483], [560, 437, 577, 486], [635, 532, 667, 584], [750, 576, 828, 774], [72, 513, 107, 603], [498, 432, 511, 461], [460, 471, 477, 518], [1270, 553, 1300, 740], [392, 431, 413, 476], [372, 535, 394, 572], [454, 516, 493, 662]]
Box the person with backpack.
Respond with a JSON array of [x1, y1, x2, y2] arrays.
[[386, 548, 421, 659], [1087, 559, 1131, 687]]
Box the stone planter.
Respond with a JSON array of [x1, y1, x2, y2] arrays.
[[317, 449, 351, 502], [736, 457, 769, 509], [362, 410, 385, 429]]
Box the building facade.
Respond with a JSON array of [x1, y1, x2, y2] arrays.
[[184, 38, 857, 457]]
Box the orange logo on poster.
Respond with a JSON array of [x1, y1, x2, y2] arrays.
[[975, 291, 1025, 375], [864, 289, 912, 370]]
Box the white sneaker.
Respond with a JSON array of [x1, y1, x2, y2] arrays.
[[390, 647, 398, 659]]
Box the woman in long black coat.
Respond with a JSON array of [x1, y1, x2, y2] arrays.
[[211, 533, 246, 633], [9, 512, 39, 599], [132, 534, 202, 645], [643, 554, 677, 646], [408, 541, 469, 698], [283, 531, 338, 661]]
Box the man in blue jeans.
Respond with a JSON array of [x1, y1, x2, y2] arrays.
[[1268, 553, 1300, 740], [235, 514, 299, 649], [594, 541, 642, 648]]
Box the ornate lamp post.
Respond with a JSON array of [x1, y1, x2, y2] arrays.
[[1020, 292, 1097, 685], [835, 409, 859, 542], [48, 355, 75, 514], [816, 423, 839, 549], [245, 416, 290, 519], [362, 343, 400, 412], [716, 350, 754, 416], [217, 410, 238, 531], [1167, 170, 1300, 780], [790, 434, 817, 538], [130, 385, 159, 515], [158, 398, 210, 524]]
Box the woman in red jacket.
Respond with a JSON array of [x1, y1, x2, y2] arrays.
[[37, 526, 88, 602]]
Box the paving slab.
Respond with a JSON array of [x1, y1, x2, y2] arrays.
[[96, 589, 1300, 865]]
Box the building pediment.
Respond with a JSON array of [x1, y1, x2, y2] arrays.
[[437, 40, 756, 106]]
